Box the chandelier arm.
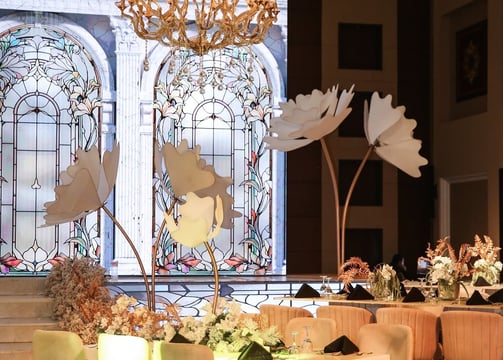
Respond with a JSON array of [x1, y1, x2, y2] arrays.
[[115, 0, 279, 56]]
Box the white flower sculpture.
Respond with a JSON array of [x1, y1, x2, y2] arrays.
[[265, 85, 428, 269], [164, 192, 223, 248], [43, 142, 119, 226], [364, 92, 428, 178], [43, 142, 155, 310], [263, 85, 354, 151], [155, 139, 239, 313]]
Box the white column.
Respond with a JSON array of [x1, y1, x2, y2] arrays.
[[110, 17, 146, 274]]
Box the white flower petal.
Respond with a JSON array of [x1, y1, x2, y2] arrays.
[[365, 92, 428, 177], [375, 139, 427, 178], [302, 108, 352, 140], [365, 92, 402, 145], [263, 136, 314, 151], [265, 85, 354, 151]]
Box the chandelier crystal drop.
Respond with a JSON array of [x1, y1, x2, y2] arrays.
[[115, 0, 279, 56]]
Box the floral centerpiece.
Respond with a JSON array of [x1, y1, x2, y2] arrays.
[[469, 235, 502, 286], [368, 263, 401, 300], [178, 298, 282, 355], [425, 237, 472, 300], [99, 294, 177, 342], [337, 256, 370, 293]]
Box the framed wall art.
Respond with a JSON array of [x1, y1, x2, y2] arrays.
[[455, 20, 487, 102]]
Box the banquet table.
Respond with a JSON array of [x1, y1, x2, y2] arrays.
[[84, 346, 389, 360], [272, 352, 389, 360], [274, 294, 503, 317], [85, 346, 390, 360]]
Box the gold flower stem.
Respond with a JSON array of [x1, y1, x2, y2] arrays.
[[151, 198, 178, 309], [204, 241, 220, 314], [102, 205, 152, 310], [320, 137, 342, 269], [341, 145, 374, 267], [151, 219, 165, 309]]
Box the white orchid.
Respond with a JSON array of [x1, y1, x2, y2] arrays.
[[264, 85, 355, 151], [164, 192, 223, 248], [364, 92, 428, 178], [43, 142, 119, 226]]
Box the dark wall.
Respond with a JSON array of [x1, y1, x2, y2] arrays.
[[396, 0, 434, 279], [285, 1, 434, 275], [286, 0, 323, 273]]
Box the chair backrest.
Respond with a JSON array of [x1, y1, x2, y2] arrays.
[[283, 317, 337, 351], [316, 305, 374, 343], [259, 304, 313, 341], [357, 323, 413, 360], [440, 310, 503, 360], [376, 307, 439, 360], [97, 333, 150, 360], [32, 329, 87, 360], [159, 342, 214, 360]]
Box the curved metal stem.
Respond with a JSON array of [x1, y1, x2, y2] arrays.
[[340, 146, 374, 267], [150, 220, 165, 310], [204, 241, 220, 314], [320, 137, 342, 269], [150, 198, 178, 309], [102, 205, 152, 310]]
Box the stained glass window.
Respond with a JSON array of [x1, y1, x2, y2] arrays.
[[0, 25, 101, 273], [153, 46, 276, 275]]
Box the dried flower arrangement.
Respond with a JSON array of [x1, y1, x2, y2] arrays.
[[337, 256, 370, 292], [45, 257, 113, 344], [99, 294, 178, 341], [425, 237, 472, 284], [469, 235, 502, 285]]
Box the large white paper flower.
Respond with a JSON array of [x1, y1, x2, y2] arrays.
[[264, 85, 355, 151], [364, 92, 428, 178], [155, 140, 215, 198], [164, 192, 223, 248], [43, 142, 119, 226], [155, 140, 240, 228]]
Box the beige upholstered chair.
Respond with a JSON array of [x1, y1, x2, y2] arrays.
[[159, 342, 214, 360], [357, 323, 414, 360], [376, 307, 440, 360], [316, 305, 374, 343], [259, 304, 313, 341], [440, 310, 503, 360], [97, 333, 150, 360], [32, 329, 87, 360], [283, 317, 337, 351]]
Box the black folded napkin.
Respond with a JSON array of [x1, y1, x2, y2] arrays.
[[347, 284, 374, 300], [466, 290, 491, 305], [337, 283, 354, 295], [473, 277, 492, 287], [238, 341, 272, 360], [294, 283, 320, 298], [488, 288, 503, 303], [402, 287, 425, 303], [400, 282, 407, 297], [170, 333, 192, 343], [324, 335, 359, 355]]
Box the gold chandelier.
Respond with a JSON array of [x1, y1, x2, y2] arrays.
[[115, 0, 280, 56]]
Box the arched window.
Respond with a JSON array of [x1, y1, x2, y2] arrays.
[[0, 24, 102, 272], [153, 46, 279, 275]]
